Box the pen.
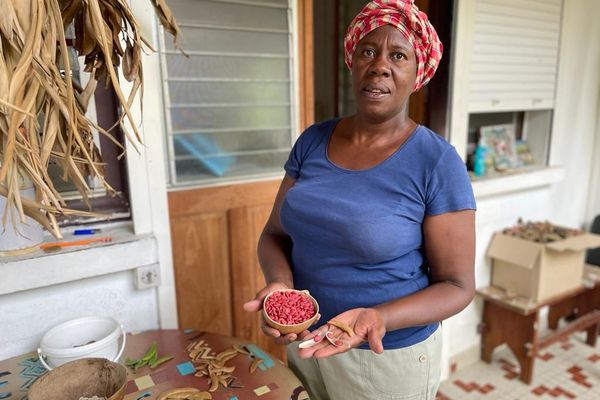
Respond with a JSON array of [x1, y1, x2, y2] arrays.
[[73, 229, 101, 235]]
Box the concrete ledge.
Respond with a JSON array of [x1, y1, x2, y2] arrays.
[[0, 226, 157, 295], [473, 166, 565, 199]]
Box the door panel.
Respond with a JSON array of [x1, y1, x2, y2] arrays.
[[169, 179, 285, 360], [170, 211, 232, 335], [230, 204, 282, 359]]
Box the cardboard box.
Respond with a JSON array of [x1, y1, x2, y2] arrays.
[[487, 232, 600, 302]]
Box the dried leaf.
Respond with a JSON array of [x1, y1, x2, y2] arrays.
[[148, 0, 186, 55], [0, 0, 183, 238]]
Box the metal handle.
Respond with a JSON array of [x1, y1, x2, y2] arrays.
[[38, 348, 53, 371], [113, 325, 127, 362]]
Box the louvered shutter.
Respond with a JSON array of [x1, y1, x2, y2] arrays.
[[159, 0, 294, 187], [468, 0, 562, 112]]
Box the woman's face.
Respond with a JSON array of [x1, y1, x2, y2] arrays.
[[351, 25, 417, 121]]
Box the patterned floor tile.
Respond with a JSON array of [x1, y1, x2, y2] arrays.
[[436, 334, 600, 399]]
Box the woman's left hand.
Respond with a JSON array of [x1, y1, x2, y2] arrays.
[[297, 307, 386, 359]]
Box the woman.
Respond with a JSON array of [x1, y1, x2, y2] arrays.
[[244, 1, 476, 398]]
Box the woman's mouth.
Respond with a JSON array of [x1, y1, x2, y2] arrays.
[[362, 85, 391, 99]]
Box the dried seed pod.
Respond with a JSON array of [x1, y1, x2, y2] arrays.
[[157, 387, 201, 400], [208, 374, 220, 392], [233, 345, 249, 354], [187, 344, 243, 392], [503, 219, 583, 243], [167, 392, 212, 400], [186, 340, 201, 352], [327, 320, 355, 337], [249, 358, 264, 374], [215, 348, 238, 362]]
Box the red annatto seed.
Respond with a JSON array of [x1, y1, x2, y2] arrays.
[[265, 291, 316, 325]]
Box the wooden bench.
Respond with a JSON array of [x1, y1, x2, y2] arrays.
[[477, 265, 600, 384]]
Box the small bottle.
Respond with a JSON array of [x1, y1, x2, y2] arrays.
[[473, 144, 487, 177]]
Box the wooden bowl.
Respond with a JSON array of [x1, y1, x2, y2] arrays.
[[262, 289, 319, 334], [28, 358, 127, 400]]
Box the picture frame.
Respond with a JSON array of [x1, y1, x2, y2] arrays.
[[479, 124, 519, 171], [515, 139, 535, 166]]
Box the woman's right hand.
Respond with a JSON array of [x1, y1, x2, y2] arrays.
[[243, 282, 309, 345]]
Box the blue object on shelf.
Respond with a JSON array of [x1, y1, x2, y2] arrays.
[[473, 144, 487, 177], [73, 229, 100, 235], [174, 135, 235, 177]]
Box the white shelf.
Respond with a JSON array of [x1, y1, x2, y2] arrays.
[[0, 226, 158, 296], [472, 166, 565, 199]]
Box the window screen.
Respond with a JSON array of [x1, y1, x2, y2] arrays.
[[159, 0, 295, 187]]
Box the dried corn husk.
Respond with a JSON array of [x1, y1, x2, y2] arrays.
[[149, 0, 187, 55], [0, 0, 183, 238]]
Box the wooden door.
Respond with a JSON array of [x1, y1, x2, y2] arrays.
[[168, 0, 314, 362], [169, 180, 284, 359]]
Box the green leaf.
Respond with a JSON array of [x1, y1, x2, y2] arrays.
[[141, 342, 157, 362], [124, 357, 139, 367], [125, 342, 171, 371], [149, 355, 173, 369]]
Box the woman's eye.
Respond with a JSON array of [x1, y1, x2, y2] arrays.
[[363, 49, 375, 57], [392, 52, 406, 61]]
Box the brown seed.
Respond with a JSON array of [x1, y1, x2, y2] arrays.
[[233, 344, 249, 354], [249, 358, 264, 374], [327, 320, 355, 337], [208, 375, 220, 392]]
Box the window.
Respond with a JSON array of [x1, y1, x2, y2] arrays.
[[159, 0, 296, 187], [451, 0, 563, 179], [467, 0, 561, 113], [50, 26, 130, 225]]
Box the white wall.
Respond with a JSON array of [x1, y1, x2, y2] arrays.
[[549, 0, 600, 227], [585, 80, 600, 226], [442, 0, 600, 376], [444, 188, 556, 361], [0, 271, 158, 361], [0, 3, 175, 360]]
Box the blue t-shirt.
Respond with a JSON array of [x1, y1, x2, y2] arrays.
[[280, 118, 476, 349]]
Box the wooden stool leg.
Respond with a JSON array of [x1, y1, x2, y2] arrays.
[[507, 313, 537, 384], [480, 301, 537, 384], [586, 323, 599, 346], [548, 299, 576, 330], [481, 301, 505, 363]]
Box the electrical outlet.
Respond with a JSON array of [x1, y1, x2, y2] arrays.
[[135, 264, 161, 289]]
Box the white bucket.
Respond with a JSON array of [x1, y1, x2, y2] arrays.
[[37, 316, 126, 371]]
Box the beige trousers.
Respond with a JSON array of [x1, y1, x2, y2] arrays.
[[287, 327, 442, 400]]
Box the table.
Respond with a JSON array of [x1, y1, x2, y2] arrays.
[[0, 329, 308, 400], [477, 265, 600, 384]]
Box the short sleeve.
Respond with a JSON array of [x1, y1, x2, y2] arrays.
[[425, 147, 477, 215], [283, 122, 329, 179], [284, 137, 302, 179]]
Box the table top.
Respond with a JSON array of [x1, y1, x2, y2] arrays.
[[0, 329, 308, 400], [477, 264, 600, 315]]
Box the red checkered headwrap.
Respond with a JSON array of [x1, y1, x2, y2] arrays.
[[344, 0, 443, 92]]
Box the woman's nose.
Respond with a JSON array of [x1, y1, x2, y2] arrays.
[[369, 55, 391, 77]]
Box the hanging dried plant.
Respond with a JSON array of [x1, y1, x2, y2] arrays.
[[0, 0, 183, 238]]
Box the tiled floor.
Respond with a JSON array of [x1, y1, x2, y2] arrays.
[[437, 335, 600, 399]]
